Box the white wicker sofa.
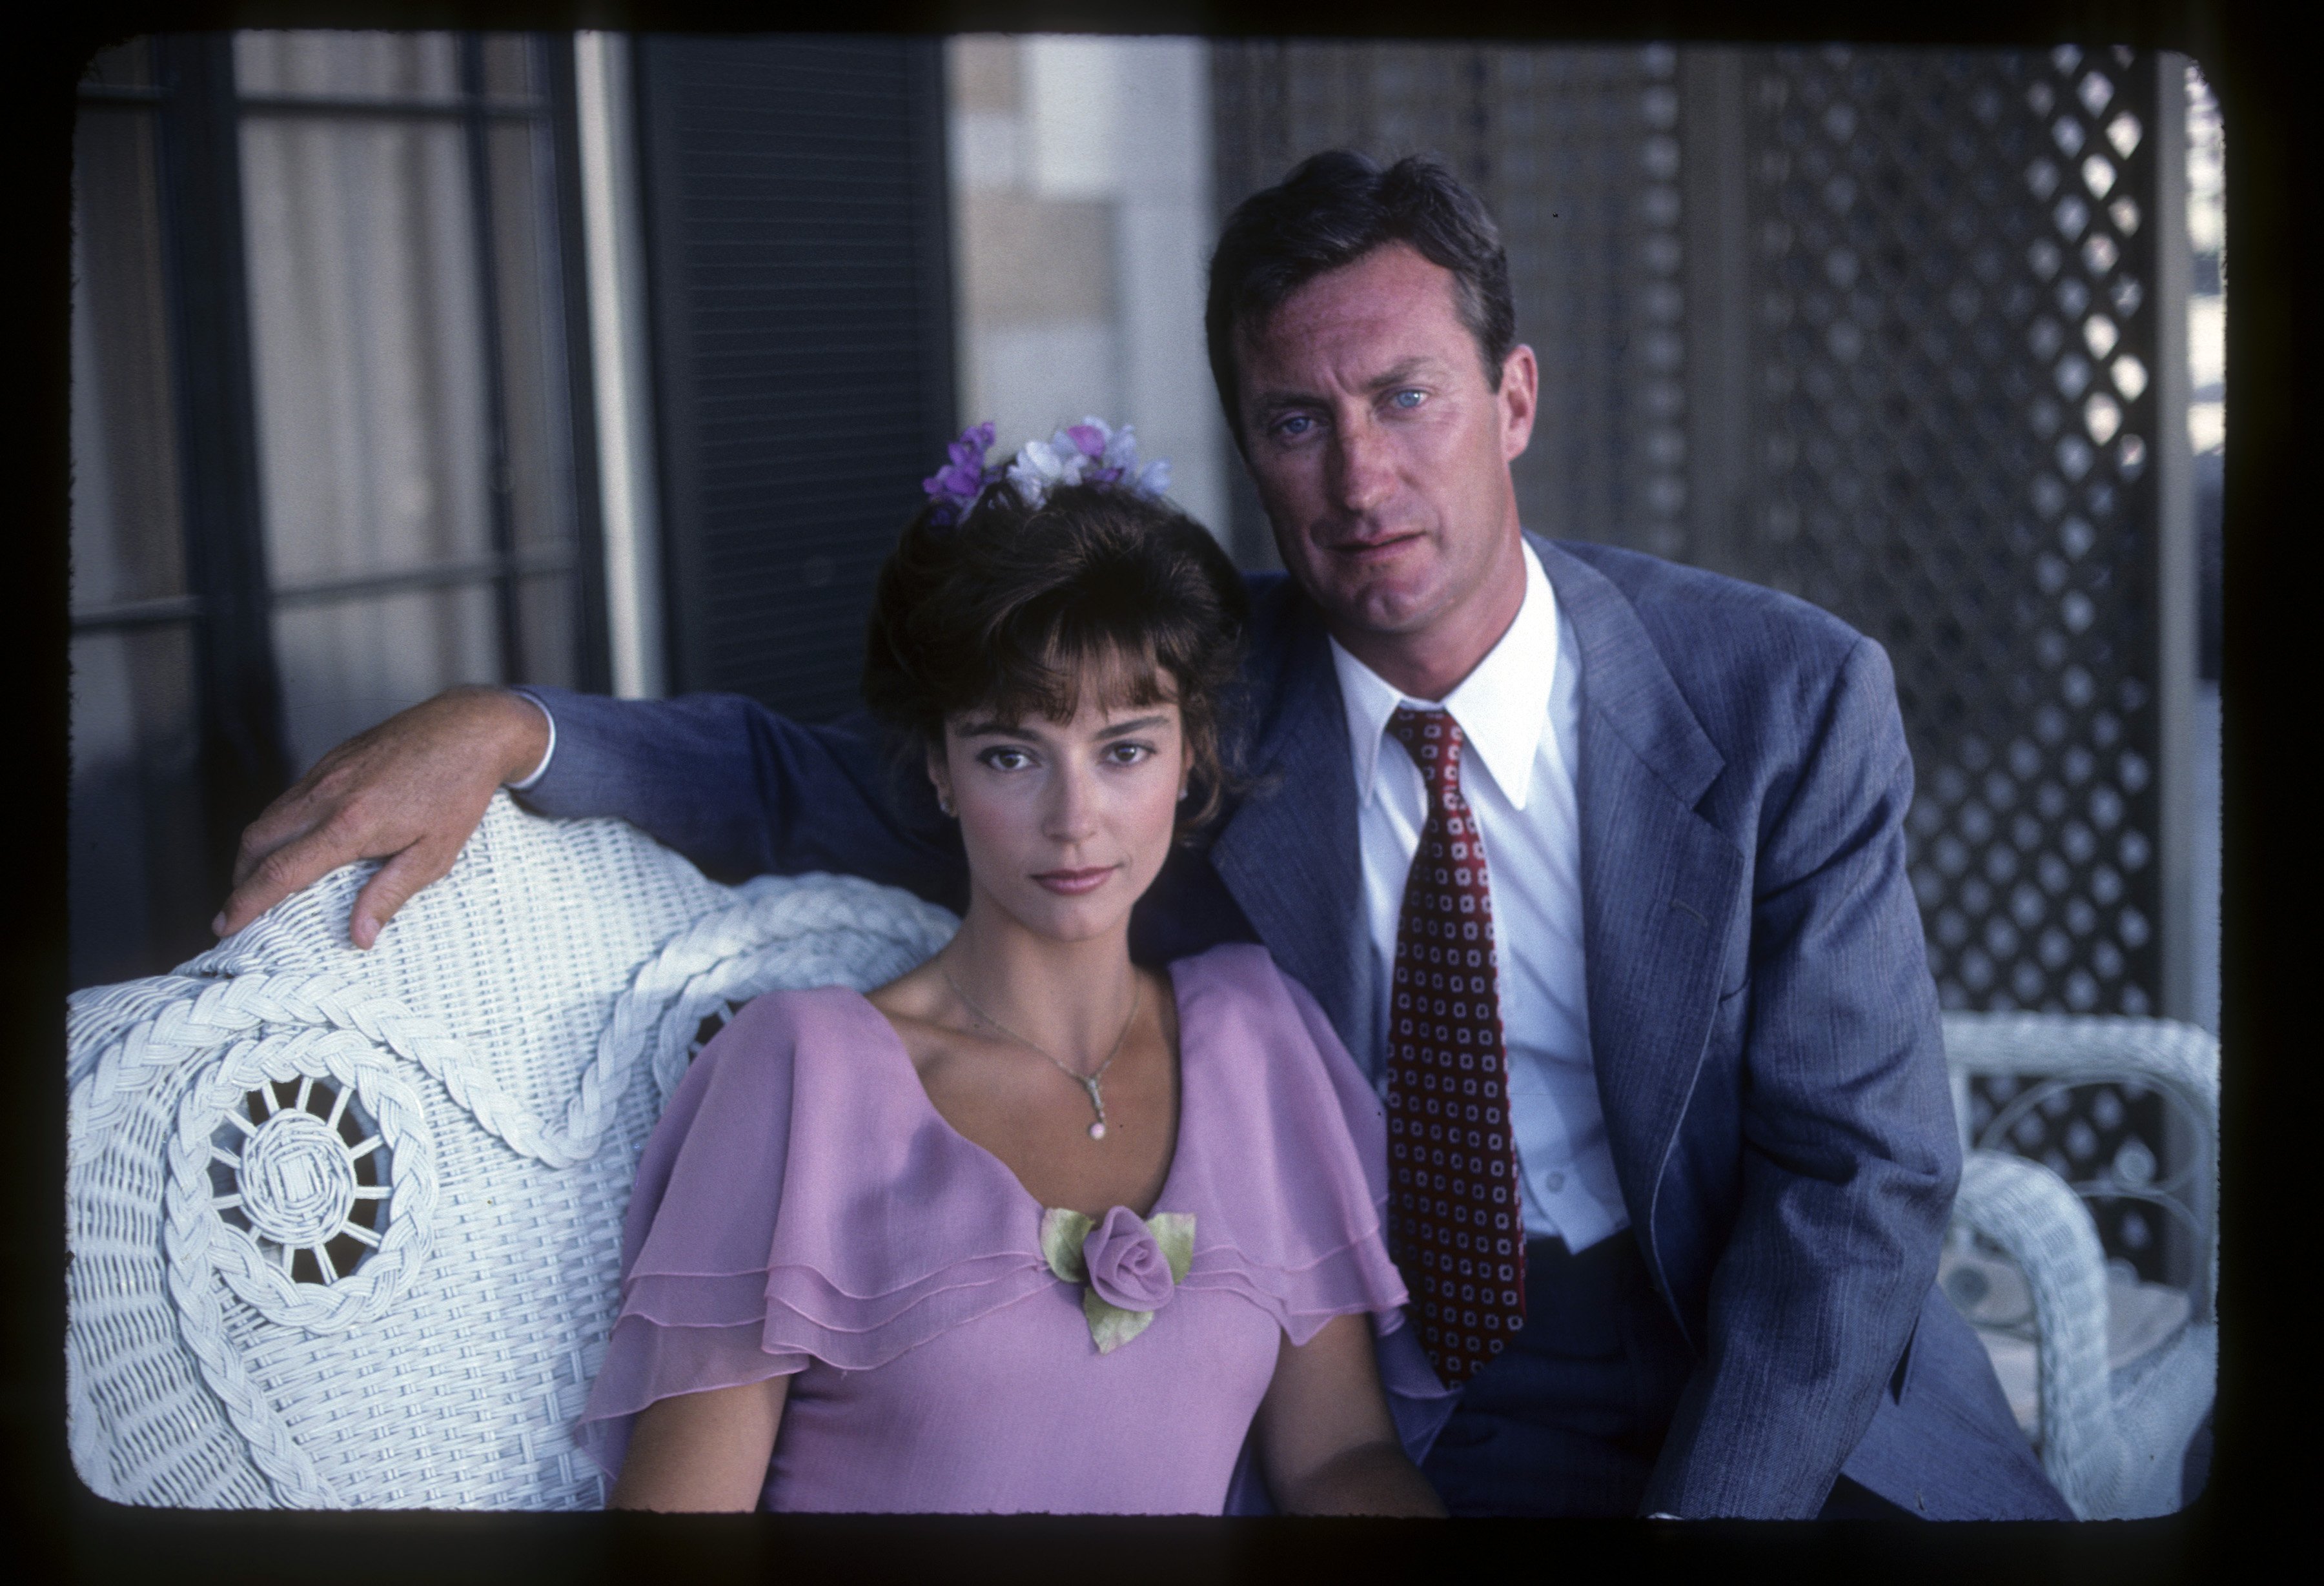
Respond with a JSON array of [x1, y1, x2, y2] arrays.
[[65, 796, 2215, 1513]]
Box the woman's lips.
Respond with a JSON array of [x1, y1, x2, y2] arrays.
[[1032, 865, 1119, 895]]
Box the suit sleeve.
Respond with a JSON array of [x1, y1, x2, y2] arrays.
[[507, 686, 968, 908], [1641, 636, 1960, 1518]]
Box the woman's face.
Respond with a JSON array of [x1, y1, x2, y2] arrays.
[[930, 664, 1187, 946]]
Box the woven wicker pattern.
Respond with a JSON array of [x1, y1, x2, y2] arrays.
[[67, 793, 959, 1509], [1939, 1011, 2217, 1519]]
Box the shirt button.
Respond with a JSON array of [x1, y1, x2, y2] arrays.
[[1546, 1172, 1566, 1192]]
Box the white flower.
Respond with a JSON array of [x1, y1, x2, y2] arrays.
[[995, 417, 1171, 509], [1006, 438, 1078, 505]]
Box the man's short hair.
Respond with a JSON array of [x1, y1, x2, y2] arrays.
[[1204, 150, 1517, 446]]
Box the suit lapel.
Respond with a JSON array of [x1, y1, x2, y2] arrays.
[[1208, 604, 1376, 1069], [1536, 540, 1745, 1284]]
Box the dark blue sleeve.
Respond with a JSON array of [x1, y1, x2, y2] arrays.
[[1641, 638, 1961, 1518], [507, 686, 970, 913]]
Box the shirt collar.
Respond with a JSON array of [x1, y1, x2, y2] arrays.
[[1329, 540, 1560, 811]]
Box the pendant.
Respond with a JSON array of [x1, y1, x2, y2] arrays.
[[1088, 1121, 1107, 1140], [1083, 1076, 1106, 1141]]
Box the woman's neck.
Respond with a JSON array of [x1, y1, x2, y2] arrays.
[[939, 898, 1142, 1067]]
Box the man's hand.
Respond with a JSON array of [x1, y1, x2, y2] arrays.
[[214, 686, 552, 948]]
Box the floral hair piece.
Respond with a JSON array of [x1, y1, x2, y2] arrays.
[[921, 417, 1171, 525]]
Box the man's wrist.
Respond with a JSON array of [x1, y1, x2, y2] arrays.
[[501, 688, 556, 791]]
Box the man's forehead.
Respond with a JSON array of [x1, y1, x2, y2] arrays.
[[1235, 243, 1471, 386]]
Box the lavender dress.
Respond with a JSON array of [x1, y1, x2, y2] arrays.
[[576, 942, 1453, 1514]]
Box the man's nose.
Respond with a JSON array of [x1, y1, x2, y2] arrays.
[[1329, 416, 1396, 514]]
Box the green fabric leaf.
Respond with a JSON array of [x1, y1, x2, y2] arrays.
[[1039, 1207, 1092, 1283], [1082, 1287, 1159, 1355], [1147, 1212, 1195, 1284]]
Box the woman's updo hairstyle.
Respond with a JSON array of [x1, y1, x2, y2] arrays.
[[863, 476, 1248, 835]]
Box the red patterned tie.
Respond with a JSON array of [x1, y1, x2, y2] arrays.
[[1383, 706, 1526, 1384]]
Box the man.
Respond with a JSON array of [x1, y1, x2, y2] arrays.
[[218, 152, 2067, 1520]]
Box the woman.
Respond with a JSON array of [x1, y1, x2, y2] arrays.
[[577, 421, 1446, 1516]]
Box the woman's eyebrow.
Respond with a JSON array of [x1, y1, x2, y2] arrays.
[[955, 718, 1032, 739], [1093, 715, 1172, 740]]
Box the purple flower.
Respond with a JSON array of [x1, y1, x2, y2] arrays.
[[1081, 1205, 1178, 1313], [1063, 423, 1108, 461], [922, 422, 998, 514]]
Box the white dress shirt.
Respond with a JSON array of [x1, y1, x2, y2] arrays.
[[1329, 542, 1628, 1251], [505, 689, 557, 791]]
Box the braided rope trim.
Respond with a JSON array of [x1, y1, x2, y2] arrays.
[[76, 968, 589, 1173], [168, 1029, 439, 1334], [594, 874, 959, 1108]]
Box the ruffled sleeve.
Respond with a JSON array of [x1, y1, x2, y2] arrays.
[[1168, 946, 1458, 1509], [574, 988, 1054, 1481]]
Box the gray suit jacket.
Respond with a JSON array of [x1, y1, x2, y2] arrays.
[[520, 534, 2068, 1518]]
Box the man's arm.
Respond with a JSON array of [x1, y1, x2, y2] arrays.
[[217, 685, 963, 946], [1642, 636, 1960, 1518]]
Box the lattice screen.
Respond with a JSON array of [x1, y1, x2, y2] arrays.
[[1737, 45, 2164, 1028]]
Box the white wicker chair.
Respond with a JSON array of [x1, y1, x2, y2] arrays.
[[66, 793, 958, 1509], [1938, 1013, 2219, 1520]]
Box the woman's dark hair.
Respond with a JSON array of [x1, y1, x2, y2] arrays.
[[862, 478, 1249, 835], [1204, 150, 1516, 446]]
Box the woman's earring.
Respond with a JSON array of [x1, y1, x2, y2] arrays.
[[937, 792, 955, 818], [1177, 785, 1190, 803]]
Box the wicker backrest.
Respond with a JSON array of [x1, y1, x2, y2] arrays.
[[66, 794, 958, 1509]]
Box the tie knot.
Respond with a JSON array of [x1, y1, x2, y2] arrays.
[[1386, 706, 1465, 798]]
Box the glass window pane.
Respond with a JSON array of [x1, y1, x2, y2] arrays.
[[70, 627, 208, 988], [482, 34, 541, 103], [234, 30, 460, 102], [240, 112, 493, 589], [515, 571, 578, 689], [72, 102, 187, 613], [489, 116, 577, 556], [274, 585, 498, 773]]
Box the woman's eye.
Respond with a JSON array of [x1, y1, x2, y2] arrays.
[[980, 747, 1033, 771], [1105, 742, 1152, 766]]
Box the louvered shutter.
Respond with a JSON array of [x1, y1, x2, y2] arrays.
[[637, 36, 955, 718]]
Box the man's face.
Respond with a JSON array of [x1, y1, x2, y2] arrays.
[[1234, 242, 1537, 658]]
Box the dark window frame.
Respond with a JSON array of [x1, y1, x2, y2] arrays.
[[69, 30, 611, 985]]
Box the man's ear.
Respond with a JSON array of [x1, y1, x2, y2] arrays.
[[1500, 343, 1540, 462]]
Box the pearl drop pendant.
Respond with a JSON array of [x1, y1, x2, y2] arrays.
[[1088, 1121, 1107, 1140]]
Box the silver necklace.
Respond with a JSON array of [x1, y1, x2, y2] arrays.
[[940, 963, 1141, 1141]]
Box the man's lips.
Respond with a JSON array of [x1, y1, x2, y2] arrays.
[[1323, 530, 1424, 562], [1032, 865, 1119, 895]]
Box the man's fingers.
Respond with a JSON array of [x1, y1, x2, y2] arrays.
[[230, 785, 329, 891], [216, 821, 366, 939], [347, 842, 458, 950]]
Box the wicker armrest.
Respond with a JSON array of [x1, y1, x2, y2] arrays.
[[1949, 1149, 2117, 1518]]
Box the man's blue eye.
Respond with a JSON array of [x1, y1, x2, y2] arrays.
[[1277, 414, 1313, 437], [1392, 389, 1425, 409]]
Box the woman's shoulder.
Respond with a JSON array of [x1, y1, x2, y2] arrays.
[[1165, 943, 1334, 1039], [675, 984, 888, 1103], [1165, 942, 1364, 1090]]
